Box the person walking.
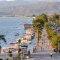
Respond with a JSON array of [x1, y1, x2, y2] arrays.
[[50, 53, 53, 58]]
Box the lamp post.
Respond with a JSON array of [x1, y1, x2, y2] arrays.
[[17, 39, 22, 60]]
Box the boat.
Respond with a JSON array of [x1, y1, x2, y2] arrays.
[[15, 33, 19, 36]]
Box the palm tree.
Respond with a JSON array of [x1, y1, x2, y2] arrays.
[[0, 35, 6, 43], [0, 35, 6, 54], [32, 16, 44, 48], [0, 45, 2, 53], [17, 39, 22, 60], [39, 13, 48, 22]]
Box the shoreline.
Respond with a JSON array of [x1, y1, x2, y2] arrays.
[[0, 16, 34, 19]]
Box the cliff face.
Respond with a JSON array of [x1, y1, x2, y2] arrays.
[[0, 1, 60, 16]]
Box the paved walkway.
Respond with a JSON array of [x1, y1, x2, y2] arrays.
[[24, 57, 60, 60]]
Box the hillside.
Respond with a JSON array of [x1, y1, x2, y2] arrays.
[[0, 2, 60, 16]]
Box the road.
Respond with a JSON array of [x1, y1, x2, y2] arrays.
[[23, 53, 60, 60]]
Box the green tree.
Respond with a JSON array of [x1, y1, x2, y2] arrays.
[[45, 22, 60, 49], [17, 39, 21, 44], [39, 13, 48, 22], [44, 13, 60, 52], [51, 35, 58, 47], [56, 20, 60, 26], [32, 15, 44, 48], [52, 13, 60, 20], [32, 14, 36, 17], [17, 39, 22, 60], [0, 35, 6, 43], [48, 13, 60, 22], [0, 45, 2, 53]]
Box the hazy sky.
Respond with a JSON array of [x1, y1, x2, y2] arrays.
[[0, 0, 15, 1], [0, 0, 60, 2]]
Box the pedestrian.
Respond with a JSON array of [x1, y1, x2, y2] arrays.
[[8, 48, 12, 57], [50, 53, 53, 58]]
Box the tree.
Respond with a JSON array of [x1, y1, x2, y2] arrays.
[[56, 20, 60, 26], [48, 13, 60, 22], [17, 39, 22, 60], [51, 35, 58, 47], [17, 39, 21, 44], [0, 45, 2, 53], [32, 15, 44, 48], [32, 14, 36, 17], [0, 35, 6, 43], [45, 21, 60, 52], [39, 13, 48, 22], [52, 13, 60, 20]]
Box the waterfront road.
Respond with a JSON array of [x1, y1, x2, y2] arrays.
[[23, 53, 60, 60]]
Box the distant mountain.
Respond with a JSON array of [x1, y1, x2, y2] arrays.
[[0, 1, 29, 6], [0, 1, 60, 16]]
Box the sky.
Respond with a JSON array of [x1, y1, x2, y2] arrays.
[[0, 0, 15, 1], [0, 0, 60, 2]]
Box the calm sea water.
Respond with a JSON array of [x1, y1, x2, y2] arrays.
[[0, 17, 32, 47]]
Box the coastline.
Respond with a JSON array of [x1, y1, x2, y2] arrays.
[[0, 16, 33, 18], [0, 16, 34, 19]]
